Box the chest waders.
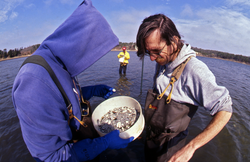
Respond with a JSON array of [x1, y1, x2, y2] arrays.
[[144, 56, 198, 162]]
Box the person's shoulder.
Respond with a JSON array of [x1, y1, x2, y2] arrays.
[[19, 63, 50, 79], [186, 57, 209, 72], [184, 57, 214, 80]]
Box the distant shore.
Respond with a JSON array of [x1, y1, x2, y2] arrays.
[[0, 50, 136, 62], [196, 53, 250, 65], [0, 52, 249, 66], [0, 54, 31, 62], [0, 49, 136, 62], [111, 49, 137, 51]]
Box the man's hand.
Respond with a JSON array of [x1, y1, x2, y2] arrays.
[[169, 111, 232, 162], [168, 143, 196, 162]]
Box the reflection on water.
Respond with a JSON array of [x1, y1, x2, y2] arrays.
[[115, 74, 132, 96]]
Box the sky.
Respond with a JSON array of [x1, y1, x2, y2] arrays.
[[0, 0, 250, 56]]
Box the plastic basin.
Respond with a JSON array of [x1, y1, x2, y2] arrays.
[[92, 96, 145, 140]]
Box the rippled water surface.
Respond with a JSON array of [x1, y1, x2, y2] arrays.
[[0, 51, 250, 162]]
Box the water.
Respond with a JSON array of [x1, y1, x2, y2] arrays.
[[0, 57, 35, 162], [0, 51, 250, 162]]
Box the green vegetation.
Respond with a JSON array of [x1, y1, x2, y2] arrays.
[[1, 43, 249, 65], [113, 42, 136, 51], [0, 44, 40, 59], [192, 47, 250, 65]]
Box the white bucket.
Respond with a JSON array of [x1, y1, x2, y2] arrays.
[[92, 96, 145, 140]]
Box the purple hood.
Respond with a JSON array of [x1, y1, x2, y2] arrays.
[[36, 0, 118, 77]]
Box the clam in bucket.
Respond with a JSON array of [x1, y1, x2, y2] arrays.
[[92, 96, 145, 140]]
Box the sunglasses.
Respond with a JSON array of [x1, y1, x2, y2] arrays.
[[145, 43, 167, 57]]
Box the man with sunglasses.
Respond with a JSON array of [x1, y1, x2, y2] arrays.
[[136, 14, 232, 162], [12, 1, 133, 162]]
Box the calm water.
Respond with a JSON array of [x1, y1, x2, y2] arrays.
[[0, 51, 250, 162]]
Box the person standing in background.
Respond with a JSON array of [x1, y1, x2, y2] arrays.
[[117, 46, 130, 75]]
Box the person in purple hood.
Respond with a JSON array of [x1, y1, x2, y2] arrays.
[[12, 0, 133, 161]]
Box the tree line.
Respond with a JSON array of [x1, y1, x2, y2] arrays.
[[192, 47, 250, 65], [0, 48, 22, 58], [113, 42, 137, 50], [1, 43, 249, 65], [0, 44, 40, 59]]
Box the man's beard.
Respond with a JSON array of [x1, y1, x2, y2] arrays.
[[155, 57, 167, 65], [155, 51, 178, 65]]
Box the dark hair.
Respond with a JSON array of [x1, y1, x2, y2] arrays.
[[136, 14, 184, 58]]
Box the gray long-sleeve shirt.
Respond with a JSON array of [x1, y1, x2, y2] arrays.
[[155, 44, 232, 116]]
